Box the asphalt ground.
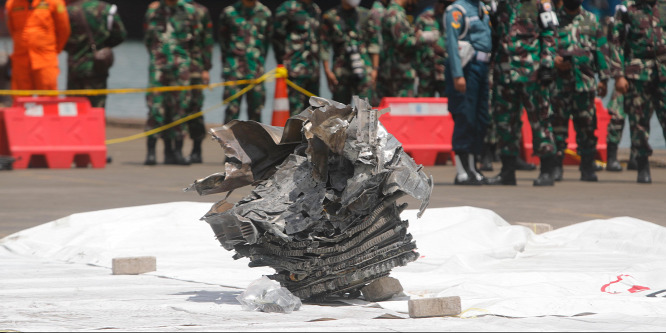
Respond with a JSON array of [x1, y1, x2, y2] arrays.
[[1, 120, 666, 238]]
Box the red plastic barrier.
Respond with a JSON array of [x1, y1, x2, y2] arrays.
[[521, 98, 609, 165], [377, 97, 455, 166], [0, 97, 107, 169]]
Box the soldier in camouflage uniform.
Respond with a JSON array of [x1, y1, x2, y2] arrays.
[[550, 0, 610, 182], [273, 0, 321, 115], [378, 0, 438, 99], [219, 0, 272, 123], [611, 0, 666, 183], [64, 0, 126, 108], [415, 0, 449, 97], [367, 0, 389, 105], [184, 0, 213, 164], [143, 0, 200, 166], [321, 0, 376, 104], [487, 0, 559, 186]]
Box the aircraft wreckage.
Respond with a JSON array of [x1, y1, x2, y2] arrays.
[[187, 97, 433, 301]]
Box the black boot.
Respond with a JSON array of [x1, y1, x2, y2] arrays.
[[636, 156, 651, 184], [606, 143, 622, 172], [533, 155, 555, 186], [189, 139, 203, 164], [454, 152, 482, 185], [164, 138, 190, 165], [516, 156, 537, 171], [580, 155, 599, 182], [628, 151, 638, 170], [480, 143, 494, 172], [553, 154, 563, 181], [487, 155, 517, 185], [144, 137, 157, 166]]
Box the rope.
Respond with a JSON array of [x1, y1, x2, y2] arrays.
[[104, 68, 276, 145]]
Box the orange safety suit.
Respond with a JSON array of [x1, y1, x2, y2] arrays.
[[5, 0, 70, 91]]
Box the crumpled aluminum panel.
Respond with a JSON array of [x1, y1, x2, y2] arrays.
[[189, 96, 433, 300]]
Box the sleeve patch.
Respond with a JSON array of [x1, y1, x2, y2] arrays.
[[451, 11, 462, 29]]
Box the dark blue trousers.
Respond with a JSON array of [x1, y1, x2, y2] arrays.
[[446, 60, 490, 155]]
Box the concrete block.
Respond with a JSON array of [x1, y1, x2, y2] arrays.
[[361, 276, 403, 302], [516, 222, 553, 235], [112, 256, 156, 275], [408, 296, 461, 318]]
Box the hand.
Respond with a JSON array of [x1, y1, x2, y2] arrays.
[[325, 70, 338, 89], [615, 77, 629, 94], [597, 80, 608, 98], [454, 76, 466, 93], [554, 56, 572, 71], [202, 71, 210, 85]]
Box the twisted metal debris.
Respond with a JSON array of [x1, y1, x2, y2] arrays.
[[188, 96, 433, 301]]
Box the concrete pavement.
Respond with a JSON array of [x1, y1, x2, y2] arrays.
[[1, 121, 665, 238]]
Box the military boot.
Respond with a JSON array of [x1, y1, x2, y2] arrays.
[[516, 155, 537, 171], [454, 153, 482, 185], [553, 154, 563, 181], [144, 136, 157, 166], [164, 138, 190, 165], [606, 142, 622, 172], [627, 151, 638, 170], [580, 155, 599, 182], [189, 138, 203, 164], [479, 143, 495, 172], [533, 155, 556, 186], [636, 156, 651, 184], [487, 155, 517, 185]]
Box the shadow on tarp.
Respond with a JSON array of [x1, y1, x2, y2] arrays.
[[174, 290, 242, 305]]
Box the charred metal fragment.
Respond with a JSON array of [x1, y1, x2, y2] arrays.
[[189, 96, 433, 301]]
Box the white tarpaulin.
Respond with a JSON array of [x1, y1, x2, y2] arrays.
[[1, 202, 665, 331]]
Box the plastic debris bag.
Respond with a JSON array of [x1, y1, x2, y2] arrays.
[[237, 276, 302, 313]]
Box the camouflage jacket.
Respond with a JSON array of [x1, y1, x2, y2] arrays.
[[366, 0, 388, 55], [610, 0, 666, 82], [321, 5, 374, 79], [65, 0, 126, 79], [186, 0, 213, 78], [219, 1, 272, 80], [554, 7, 610, 91], [380, 1, 430, 81], [491, 0, 557, 84], [272, 0, 321, 78], [415, 8, 447, 82], [144, 0, 200, 72]]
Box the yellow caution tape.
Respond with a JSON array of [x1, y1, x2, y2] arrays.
[[285, 79, 317, 98], [104, 69, 276, 145], [0, 79, 262, 96]]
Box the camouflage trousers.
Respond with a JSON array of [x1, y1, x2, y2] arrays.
[[551, 88, 598, 157], [376, 77, 415, 101], [492, 82, 556, 157], [331, 73, 373, 105], [145, 68, 191, 140], [416, 78, 445, 98], [288, 76, 319, 116], [624, 79, 666, 158], [606, 91, 626, 145], [187, 77, 206, 142], [223, 80, 265, 123], [67, 76, 108, 108]]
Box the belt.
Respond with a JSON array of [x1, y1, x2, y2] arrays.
[[475, 51, 491, 63]]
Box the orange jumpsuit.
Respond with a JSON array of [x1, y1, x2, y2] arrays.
[[5, 0, 70, 90]]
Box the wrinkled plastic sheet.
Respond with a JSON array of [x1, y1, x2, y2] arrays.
[[2, 203, 666, 331]]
